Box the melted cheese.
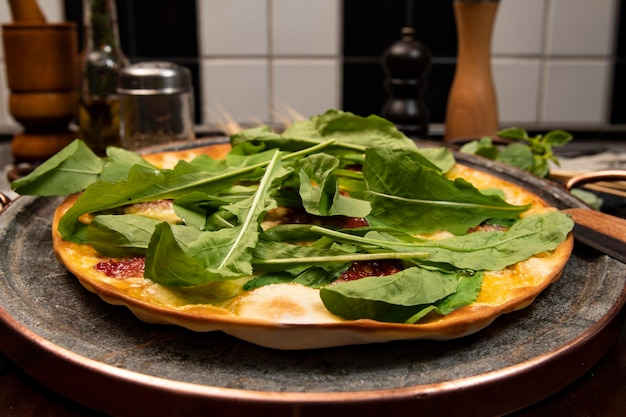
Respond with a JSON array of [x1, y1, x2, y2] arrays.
[[227, 284, 343, 324], [123, 200, 181, 223]]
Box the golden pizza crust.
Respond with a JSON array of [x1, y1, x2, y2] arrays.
[[141, 143, 231, 168], [52, 144, 574, 349]]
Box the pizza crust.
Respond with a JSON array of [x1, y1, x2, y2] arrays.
[[52, 145, 574, 349]]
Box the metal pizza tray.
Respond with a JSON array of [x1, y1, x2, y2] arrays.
[[0, 139, 624, 417]]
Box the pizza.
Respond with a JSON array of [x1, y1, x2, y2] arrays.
[[15, 110, 574, 350]]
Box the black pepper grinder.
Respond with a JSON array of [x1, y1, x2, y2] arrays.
[[78, 0, 129, 155], [381, 27, 432, 139]]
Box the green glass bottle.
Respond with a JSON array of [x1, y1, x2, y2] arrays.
[[78, 0, 129, 154]]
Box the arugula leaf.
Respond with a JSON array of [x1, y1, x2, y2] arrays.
[[11, 139, 103, 196], [405, 272, 483, 323], [171, 187, 251, 231], [86, 214, 161, 257], [363, 148, 528, 235], [496, 143, 533, 172], [243, 271, 297, 290], [232, 110, 420, 159], [252, 239, 429, 271], [459, 136, 499, 160], [244, 263, 349, 291], [59, 140, 338, 243], [100, 146, 157, 182], [319, 267, 469, 322], [230, 125, 286, 148], [309, 210, 573, 272], [58, 157, 269, 242], [145, 152, 285, 286], [461, 128, 573, 178], [285, 109, 415, 150], [297, 153, 371, 217], [144, 223, 236, 286], [371, 211, 573, 270], [58, 163, 218, 242], [416, 146, 456, 173], [260, 224, 325, 242], [172, 191, 226, 230]]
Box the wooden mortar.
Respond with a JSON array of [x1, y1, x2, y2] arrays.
[[1, 22, 78, 162]]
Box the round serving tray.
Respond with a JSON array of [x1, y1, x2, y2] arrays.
[[0, 140, 625, 417]]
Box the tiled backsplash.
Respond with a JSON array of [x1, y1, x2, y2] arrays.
[[493, 0, 619, 126], [0, 0, 623, 134], [198, 0, 342, 125]]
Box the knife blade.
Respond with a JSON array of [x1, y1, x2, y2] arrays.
[[562, 208, 626, 264]]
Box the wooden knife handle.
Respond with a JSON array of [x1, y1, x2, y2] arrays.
[[562, 208, 626, 245]]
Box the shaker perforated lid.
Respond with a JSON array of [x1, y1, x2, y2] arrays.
[[118, 61, 192, 95]]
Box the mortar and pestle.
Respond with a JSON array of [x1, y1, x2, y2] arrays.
[[2, 0, 78, 162]]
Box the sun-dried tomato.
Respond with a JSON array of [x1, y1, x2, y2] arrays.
[[335, 260, 404, 283], [95, 257, 145, 279]]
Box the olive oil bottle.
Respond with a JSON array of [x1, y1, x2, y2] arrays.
[[78, 0, 128, 154]]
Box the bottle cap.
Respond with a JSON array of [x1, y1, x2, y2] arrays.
[[118, 61, 192, 95]]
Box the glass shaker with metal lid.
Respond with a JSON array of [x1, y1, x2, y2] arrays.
[[117, 61, 195, 150]]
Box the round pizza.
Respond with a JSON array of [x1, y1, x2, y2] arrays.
[[14, 110, 574, 349]]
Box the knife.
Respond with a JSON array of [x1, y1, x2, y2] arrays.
[[563, 170, 626, 264], [562, 208, 626, 264]]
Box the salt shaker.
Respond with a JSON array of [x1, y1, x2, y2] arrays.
[[117, 61, 195, 150]]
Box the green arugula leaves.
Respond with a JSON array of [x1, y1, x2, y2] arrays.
[[364, 148, 528, 235], [460, 127, 573, 178], [320, 269, 483, 323], [11, 140, 104, 196], [13, 110, 574, 324]]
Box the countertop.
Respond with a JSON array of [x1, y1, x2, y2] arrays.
[[0, 136, 624, 417]]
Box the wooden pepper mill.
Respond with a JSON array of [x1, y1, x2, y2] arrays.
[[381, 27, 432, 139], [444, 0, 500, 142]]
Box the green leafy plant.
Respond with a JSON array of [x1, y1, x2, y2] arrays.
[[460, 127, 573, 178]]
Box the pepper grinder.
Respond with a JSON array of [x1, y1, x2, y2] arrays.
[[381, 27, 432, 139], [444, 0, 500, 142]]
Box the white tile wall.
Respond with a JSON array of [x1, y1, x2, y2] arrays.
[[546, 0, 618, 56], [492, 58, 542, 124], [202, 59, 270, 124], [0, 0, 621, 131], [492, 0, 546, 56], [271, 0, 340, 56], [542, 60, 612, 124], [199, 0, 269, 56], [272, 59, 340, 120], [199, 0, 342, 127], [492, 0, 619, 127]]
